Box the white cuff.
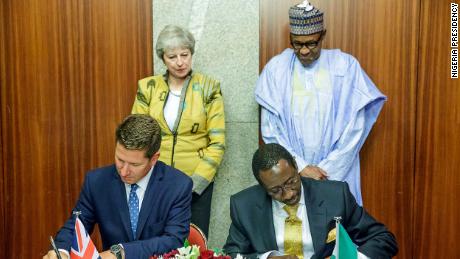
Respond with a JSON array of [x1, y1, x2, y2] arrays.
[[258, 250, 282, 259], [358, 251, 370, 259]]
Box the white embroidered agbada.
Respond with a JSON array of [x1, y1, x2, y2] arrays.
[[256, 48, 386, 205]]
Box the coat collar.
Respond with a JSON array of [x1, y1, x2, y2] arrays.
[[111, 162, 166, 240], [253, 178, 329, 255], [111, 167, 133, 240], [135, 161, 165, 238], [254, 186, 278, 251], [302, 178, 328, 256]]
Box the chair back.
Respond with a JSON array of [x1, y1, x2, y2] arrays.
[[188, 223, 208, 253]]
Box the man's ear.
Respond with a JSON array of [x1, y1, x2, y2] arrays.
[[150, 151, 160, 164], [292, 159, 299, 171], [322, 29, 327, 38]]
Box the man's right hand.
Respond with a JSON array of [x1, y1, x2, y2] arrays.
[[43, 250, 69, 259], [299, 165, 328, 180]]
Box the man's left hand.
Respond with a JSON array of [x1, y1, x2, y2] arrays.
[[299, 165, 328, 180]]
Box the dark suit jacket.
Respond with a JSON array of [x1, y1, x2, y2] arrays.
[[223, 178, 398, 259], [54, 161, 193, 259]]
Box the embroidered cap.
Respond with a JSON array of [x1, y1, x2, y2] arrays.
[[289, 0, 324, 35]]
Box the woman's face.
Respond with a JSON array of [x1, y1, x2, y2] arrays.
[[163, 47, 192, 80]]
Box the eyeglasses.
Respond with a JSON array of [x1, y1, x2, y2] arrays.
[[267, 176, 300, 197], [291, 36, 323, 51]]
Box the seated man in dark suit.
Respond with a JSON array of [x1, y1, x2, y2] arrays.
[[44, 114, 193, 259], [224, 143, 398, 259]]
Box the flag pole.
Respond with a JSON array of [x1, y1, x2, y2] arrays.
[[333, 217, 342, 258], [49, 236, 62, 259], [73, 210, 82, 219], [333, 216, 342, 224]]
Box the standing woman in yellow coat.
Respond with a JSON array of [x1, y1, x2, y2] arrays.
[[131, 25, 225, 237]]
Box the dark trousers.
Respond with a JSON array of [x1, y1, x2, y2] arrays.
[[191, 182, 214, 238]]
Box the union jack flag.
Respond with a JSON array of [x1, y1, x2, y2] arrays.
[[70, 217, 101, 259]]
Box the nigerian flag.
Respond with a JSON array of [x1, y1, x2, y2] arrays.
[[330, 221, 357, 259]]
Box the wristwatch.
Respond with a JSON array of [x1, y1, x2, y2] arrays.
[[110, 244, 123, 259]]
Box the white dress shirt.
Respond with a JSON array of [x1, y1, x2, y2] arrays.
[[258, 184, 369, 259], [123, 165, 154, 210], [259, 185, 314, 259], [163, 89, 182, 131]]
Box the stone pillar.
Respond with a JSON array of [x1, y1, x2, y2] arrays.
[[152, 0, 259, 248]]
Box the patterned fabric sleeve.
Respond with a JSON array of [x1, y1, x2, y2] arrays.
[[131, 77, 155, 114], [191, 80, 226, 195]]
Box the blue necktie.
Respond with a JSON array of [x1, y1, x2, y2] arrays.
[[129, 184, 139, 238]]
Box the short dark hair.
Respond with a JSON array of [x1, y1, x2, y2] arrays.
[[115, 114, 161, 159], [252, 143, 297, 183]]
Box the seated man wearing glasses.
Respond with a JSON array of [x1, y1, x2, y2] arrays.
[[224, 143, 398, 259], [255, 0, 387, 206]]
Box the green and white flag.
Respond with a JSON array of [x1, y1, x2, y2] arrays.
[[331, 219, 358, 259]]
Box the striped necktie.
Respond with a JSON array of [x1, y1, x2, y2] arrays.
[[284, 204, 303, 259]]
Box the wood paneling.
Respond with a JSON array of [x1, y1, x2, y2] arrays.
[[260, 1, 419, 258], [414, 0, 460, 257], [1, 0, 458, 257], [0, 1, 6, 257], [0, 0, 152, 257]]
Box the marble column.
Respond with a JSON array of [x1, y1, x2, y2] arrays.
[[152, 0, 259, 248]]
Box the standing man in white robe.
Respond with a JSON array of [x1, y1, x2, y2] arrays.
[[255, 0, 386, 205]]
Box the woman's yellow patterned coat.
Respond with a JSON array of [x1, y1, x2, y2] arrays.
[[132, 72, 225, 194]]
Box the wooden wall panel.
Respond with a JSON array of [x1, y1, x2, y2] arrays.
[[0, 0, 152, 257], [0, 1, 6, 257], [1, 0, 457, 258], [414, 0, 460, 257], [260, 1, 419, 258]]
